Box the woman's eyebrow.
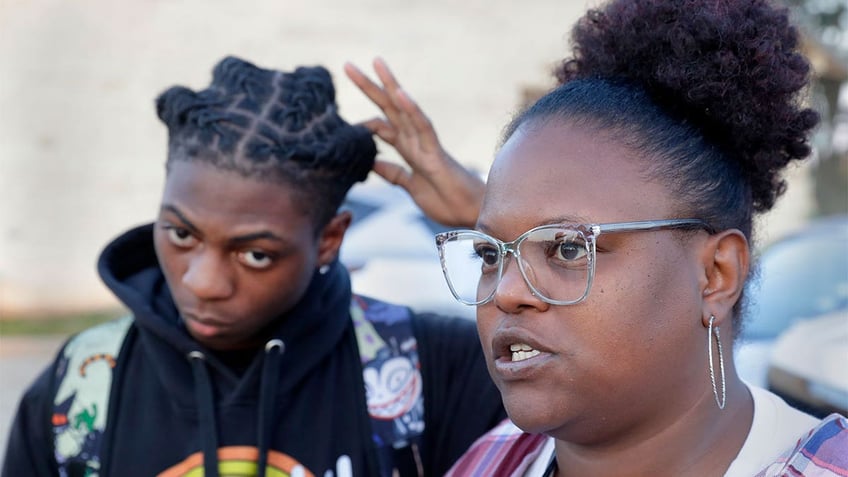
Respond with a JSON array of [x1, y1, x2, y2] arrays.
[[476, 215, 591, 234], [545, 214, 590, 225]]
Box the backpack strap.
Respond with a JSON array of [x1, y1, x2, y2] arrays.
[[50, 304, 420, 476], [350, 295, 424, 476], [52, 316, 132, 477]]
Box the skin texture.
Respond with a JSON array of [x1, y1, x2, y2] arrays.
[[476, 119, 753, 476], [153, 160, 350, 351]]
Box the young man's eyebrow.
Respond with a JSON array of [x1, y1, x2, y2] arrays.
[[160, 204, 200, 234], [229, 231, 286, 245], [161, 204, 287, 245]]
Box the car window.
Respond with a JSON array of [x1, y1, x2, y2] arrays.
[[743, 226, 848, 340]]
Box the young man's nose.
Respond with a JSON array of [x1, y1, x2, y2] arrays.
[[182, 251, 235, 300]]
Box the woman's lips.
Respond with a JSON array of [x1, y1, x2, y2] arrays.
[[510, 343, 542, 362], [491, 331, 555, 380]]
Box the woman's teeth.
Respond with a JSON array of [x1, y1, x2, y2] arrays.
[[510, 343, 540, 362]]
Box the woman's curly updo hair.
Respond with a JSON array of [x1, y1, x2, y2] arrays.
[[156, 56, 376, 230], [506, 0, 819, 243]]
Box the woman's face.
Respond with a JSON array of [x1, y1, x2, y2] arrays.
[[154, 161, 343, 351], [476, 119, 711, 445]]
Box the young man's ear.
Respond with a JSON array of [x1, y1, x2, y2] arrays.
[[317, 210, 353, 267], [699, 229, 750, 327]]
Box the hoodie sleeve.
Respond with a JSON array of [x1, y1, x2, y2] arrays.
[[412, 313, 507, 476], [1, 366, 58, 477]]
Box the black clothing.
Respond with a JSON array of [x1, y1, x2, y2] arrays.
[[2, 224, 505, 476]]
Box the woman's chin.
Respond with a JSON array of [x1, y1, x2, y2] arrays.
[[502, 392, 566, 435]]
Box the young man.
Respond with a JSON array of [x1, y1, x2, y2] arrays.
[[2, 56, 504, 477]]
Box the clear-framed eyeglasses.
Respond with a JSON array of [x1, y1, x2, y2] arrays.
[[434, 219, 714, 306]]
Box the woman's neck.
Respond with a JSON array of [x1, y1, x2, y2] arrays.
[[552, 378, 753, 477]]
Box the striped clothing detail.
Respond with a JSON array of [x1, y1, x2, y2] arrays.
[[445, 419, 547, 477], [449, 414, 848, 476]]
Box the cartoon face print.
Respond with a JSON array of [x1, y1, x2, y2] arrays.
[[363, 356, 422, 420]]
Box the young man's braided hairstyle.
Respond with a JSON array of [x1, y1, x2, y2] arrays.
[[156, 56, 376, 230]]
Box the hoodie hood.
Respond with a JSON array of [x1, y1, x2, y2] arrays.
[[97, 223, 353, 406]]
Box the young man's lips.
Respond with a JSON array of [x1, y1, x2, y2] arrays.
[[183, 312, 228, 327]]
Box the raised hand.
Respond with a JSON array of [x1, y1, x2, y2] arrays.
[[344, 58, 484, 228]]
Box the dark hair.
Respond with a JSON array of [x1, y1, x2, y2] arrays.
[[503, 0, 819, 327], [505, 0, 819, 241], [156, 56, 376, 230]]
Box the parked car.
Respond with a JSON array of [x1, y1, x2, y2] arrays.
[[735, 215, 848, 417], [339, 180, 475, 319]]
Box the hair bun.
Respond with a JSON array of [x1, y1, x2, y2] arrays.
[[556, 0, 820, 212]]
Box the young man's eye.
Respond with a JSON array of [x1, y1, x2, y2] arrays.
[[166, 227, 197, 248], [239, 250, 273, 269]]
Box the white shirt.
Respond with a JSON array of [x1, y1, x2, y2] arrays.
[[724, 384, 818, 477]]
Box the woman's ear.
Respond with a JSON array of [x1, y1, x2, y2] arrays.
[[699, 229, 750, 327], [316, 210, 353, 267]]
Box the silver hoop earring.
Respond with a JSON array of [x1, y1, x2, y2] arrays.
[[319, 264, 330, 275], [708, 314, 727, 410]]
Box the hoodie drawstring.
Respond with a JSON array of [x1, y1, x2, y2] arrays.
[[188, 351, 220, 477], [257, 339, 285, 477], [188, 340, 284, 477]]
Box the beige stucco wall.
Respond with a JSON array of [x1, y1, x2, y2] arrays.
[[0, 0, 816, 317]]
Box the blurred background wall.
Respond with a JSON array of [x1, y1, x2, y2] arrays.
[[0, 0, 845, 319]]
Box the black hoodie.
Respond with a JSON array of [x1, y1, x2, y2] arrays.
[[2, 224, 505, 476]]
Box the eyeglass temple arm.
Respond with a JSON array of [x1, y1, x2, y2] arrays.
[[593, 219, 715, 235]]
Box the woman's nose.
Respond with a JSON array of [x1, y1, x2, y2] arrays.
[[182, 251, 235, 300], [492, 258, 550, 314]]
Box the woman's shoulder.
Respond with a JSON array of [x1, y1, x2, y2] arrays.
[[755, 413, 848, 477]]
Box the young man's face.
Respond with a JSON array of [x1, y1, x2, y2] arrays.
[[153, 160, 344, 350]]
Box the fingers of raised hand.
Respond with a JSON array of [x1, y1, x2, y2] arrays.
[[394, 89, 440, 154], [348, 61, 414, 136], [344, 62, 395, 112], [361, 117, 398, 144], [347, 59, 441, 159], [370, 65, 421, 140], [373, 160, 413, 188], [373, 57, 403, 95]]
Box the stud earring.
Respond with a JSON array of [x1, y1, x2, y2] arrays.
[[319, 264, 330, 275]]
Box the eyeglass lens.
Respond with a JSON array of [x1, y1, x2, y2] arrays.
[[439, 228, 591, 305]]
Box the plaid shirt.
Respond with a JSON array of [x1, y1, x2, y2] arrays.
[[754, 413, 848, 477], [447, 414, 848, 477]]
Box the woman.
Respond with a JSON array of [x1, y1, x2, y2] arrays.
[[2, 56, 505, 477], [346, 0, 848, 475]]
